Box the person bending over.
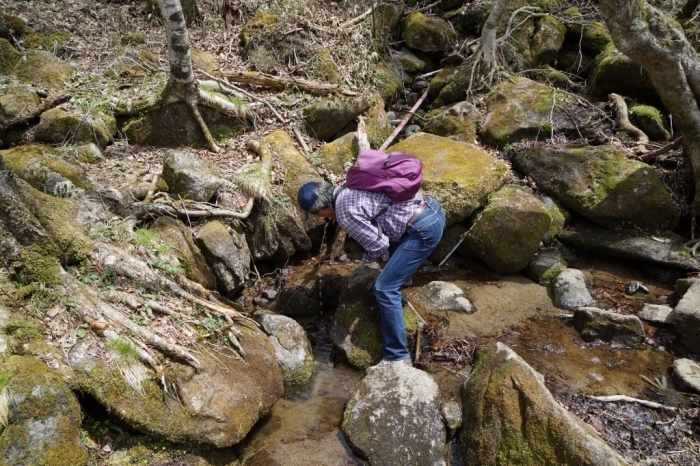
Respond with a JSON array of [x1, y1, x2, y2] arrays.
[[297, 181, 445, 371]]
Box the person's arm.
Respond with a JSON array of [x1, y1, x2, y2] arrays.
[[335, 192, 390, 262]]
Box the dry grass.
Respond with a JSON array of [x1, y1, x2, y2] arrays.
[[0, 387, 12, 430]]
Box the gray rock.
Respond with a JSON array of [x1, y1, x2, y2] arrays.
[[303, 95, 370, 141], [461, 343, 629, 466], [161, 150, 226, 202], [513, 145, 679, 231], [524, 248, 567, 283], [673, 281, 700, 352], [261, 289, 277, 300], [342, 363, 446, 465], [412, 80, 429, 91], [0, 84, 40, 121], [573, 307, 645, 347], [73, 143, 105, 164], [626, 281, 649, 295], [419, 281, 473, 313], [638, 304, 675, 325], [259, 312, 314, 386], [195, 221, 250, 297], [402, 11, 457, 53], [403, 123, 421, 136], [469, 186, 551, 274], [441, 400, 462, 436], [671, 358, 700, 393], [552, 268, 595, 310]]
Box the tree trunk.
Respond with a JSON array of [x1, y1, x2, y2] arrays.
[[600, 0, 700, 226]]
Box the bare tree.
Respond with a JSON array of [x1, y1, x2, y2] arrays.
[[599, 0, 700, 232]]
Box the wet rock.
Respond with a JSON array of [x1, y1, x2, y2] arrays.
[[441, 400, 462, 436], [673, 281, 700, 353], [161, 150, 225, 202], [276, 286, 321, 317], [524, 247, 567, 284], [151, 216, 217, 290], [13, 50, 74, 90], [330, 267, 418, 369], [401, 11, 457, 53], [342, 363, 446, 465], [0, 356, 88, 466], [418, 281, 473, 313], [461, 343, 630, 466], [258, 312, 314, 386], [552, 268, 595, 310], [303, 95, 370, 141], [637, 304, 675, 325], [481, 77, 606, 148], [514, 145, 680, 231], [423, 101, 480, 143], [0, 144, 93, 197], [315, 273, 345, 313], [671, 358, 700, 393], [557, 223, 698, 270], [388, 133, 509, 226], [34, 108, 115, 148], [195, 221, 250, 297], [469, 186, 552, 274], [0, 84, 41, 123], [105, 442, 238, 466], [573, 307, 645, 346], [626, 281, 649, 295]]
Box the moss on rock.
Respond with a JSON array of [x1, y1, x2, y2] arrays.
[[318, 132, 358, 176], [401, 11, 457, 53], [0, 37, 21, 75], [13, 50, 74, 90], [34, 108, 114, 148], [375, 61, 403, 106], [24, 32, 70, 51], [589, 43, 656, 100], [629, 104, 671, 141]]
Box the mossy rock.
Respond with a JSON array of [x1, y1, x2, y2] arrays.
[[312, 49, 342, 85], [573, 307, 645, 346], [0, 12, 26, 40], [105, 440, 240, 466], [13, 50, 74, 90], [524, 247, 567, 283], [0, 84, 41, 122], [240, 10, 281, 48], [365, 95, 394, 149], [541, 195, 570, 238], [120, 33, 147, 45], [529, 15, 566, 67], [105, 47, 160, 78], [513, 145, 680, 231], [259, 312, 314, 386], [428, 65, 458, 101], [629, 104, 671, 141], [555, 48, 595, 78], [389, 133, 510, 226], [191, 49, 220, 76], [468, 186, 552, 274], [123, 101, 249, 148], [401, 11, 457, 53], [393, 47, 425, 75], [460, 343, 629, 466], [372, 2, 405, 47], [24, 32, 70, 51], [239, 10, 284, 72], [423, 101, 479, 142], [34, 108, 114, 148], [589, 43, 656, 100], [563, 9, 612, 56], [375, 60, 403, 106], [318, 132, 358, 176], [73, 143, 106, 164], [0, 356, 88, 466], [0, 37, 21, 75], [303, 95, 370, 141], [1, 144, 94, 197]]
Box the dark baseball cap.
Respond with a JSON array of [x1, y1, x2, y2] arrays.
[[297, 182, 320, 219]]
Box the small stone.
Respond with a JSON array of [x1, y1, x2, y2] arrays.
[[588, 373, 604, 382], [626, 281, 649, 295], [386, 111, 397, 120], [411, 80, 429, 91], [638, 304, 674, 325], [404, 124, 421, 137], [253, 297, 269, 307], [262, 289, 277, 300], [441, 400, 462, 436], [671, 358, 700, 393], [339, 254, 348, 262]]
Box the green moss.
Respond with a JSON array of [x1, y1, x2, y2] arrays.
[[0, 38, 21, 75], [313, 49, 342, 84], [0, 12, 26, 35], [629, 104, 671, 141], [342, 302, 383, 368], [106, 338, 140, 362], [4, 315, 47, 355], [240, 10, 280, 47], [1, 144, 94, 192], [20, 246, 61, 285], [24, 32, 70, 50], [13, 50, 75, 90]]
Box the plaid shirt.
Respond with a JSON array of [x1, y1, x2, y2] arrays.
[[334, 186, 424, 262]]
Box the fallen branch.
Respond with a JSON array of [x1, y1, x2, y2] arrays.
[[379, 87, 429, 151], [339, 6, 373, 30], [639, 136, 683, 163], [608, 93, 649, 143], [221, 70, 356, 96], [1, 90, 74, 130], [587, 395, 677, 411]]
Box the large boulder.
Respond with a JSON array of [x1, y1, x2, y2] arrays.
[[0, 145, 93, 197], [468, 186, 552, 274], [258, 312, 314, 386], [401, 11, 457, 53], [150, 217, 217, 290], [303, 95, 370, 141], [123, 100, 249, 148], [160, 150, 226, 202], [529, 15, 567, 67], [423, 101, 480, 143], [557, 223, 700, 270], [329, 266, 418, 369], [195, 220, 250, 297], [673, 281, 700, 353], [0, 84, 41, 123], [573, 307, 645, 347], [480, 77, 605, 148], [342, 363, 446, 465], [0, 356, 88, 466], [243, 198, 313, 262], [588, 43, 656, 100], [388, 133, 510, 225], [34, 108, 115, 148], [13, 50, 74, 90], [460, 343, 630, 466], [513, 145, 679, 231]]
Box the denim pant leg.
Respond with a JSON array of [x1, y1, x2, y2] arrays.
[[374, 197, 445, 360]]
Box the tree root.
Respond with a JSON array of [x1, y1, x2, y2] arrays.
[[608, 93, 649, 143], [639, 136, 683, 163], [587, 394, 677, 411], [221, 70, 356, 96]]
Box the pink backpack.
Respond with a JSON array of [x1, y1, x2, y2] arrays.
[[334, 149, 424, 237]]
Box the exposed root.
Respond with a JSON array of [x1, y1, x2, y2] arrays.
[[608, 93, 649, 143]]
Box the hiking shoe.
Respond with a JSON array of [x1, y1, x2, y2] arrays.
[[365, 358, 412, 375]]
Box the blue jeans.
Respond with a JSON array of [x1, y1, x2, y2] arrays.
[[374, 196, 445, 361]]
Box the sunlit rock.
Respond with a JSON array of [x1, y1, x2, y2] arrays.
[[160, 150, 225, 202], [258, 312, 314, 386], [195, 220, 250, 297], [573, 307, 645, 347], [418, 281, 473, 313], [552, 268, 595, 310], [673, 281, 700, 353], [672, 358, 700, 393]]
